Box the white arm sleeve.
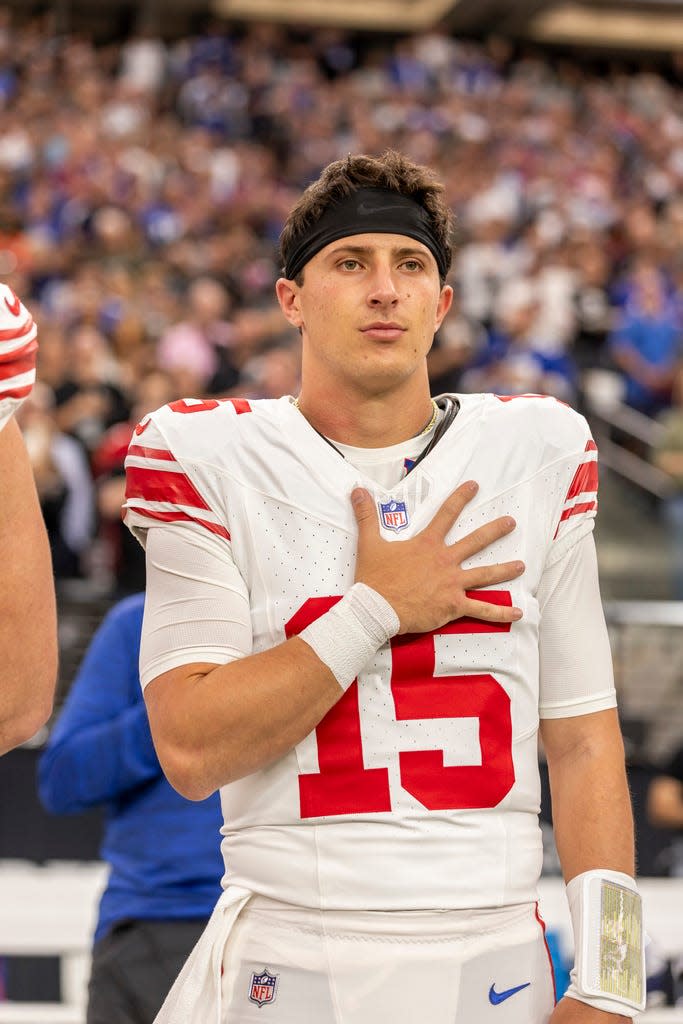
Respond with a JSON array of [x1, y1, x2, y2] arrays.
[[538, 531, 617, 718], [140, 524, 253, 689]]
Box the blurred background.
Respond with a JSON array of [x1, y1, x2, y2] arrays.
[[0, 0, 682, 1019]]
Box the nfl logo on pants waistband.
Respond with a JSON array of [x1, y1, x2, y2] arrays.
[[379, 499, 409, 532], [249, 968, 279, 1007]]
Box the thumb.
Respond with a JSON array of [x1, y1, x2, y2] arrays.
[[351, 487, 377, 533]]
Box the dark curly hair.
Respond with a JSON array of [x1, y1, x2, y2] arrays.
[[279, 151, 455, 285]]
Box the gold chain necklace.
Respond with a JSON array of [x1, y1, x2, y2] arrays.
[[292, 397, 439, 438], [417, 398, 439, 436]]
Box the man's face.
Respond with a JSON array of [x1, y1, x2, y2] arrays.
[[276, 233, 452, 397]]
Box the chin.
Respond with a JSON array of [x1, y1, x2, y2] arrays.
[[352, 361, 421, 395]]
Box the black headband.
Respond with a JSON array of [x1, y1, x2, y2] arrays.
[[283, 188, 450, 282]]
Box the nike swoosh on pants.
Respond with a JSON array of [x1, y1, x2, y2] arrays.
[[488, 982, 531, 1005]]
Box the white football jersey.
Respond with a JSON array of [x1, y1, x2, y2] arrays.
[[125, 392, 602, 911]]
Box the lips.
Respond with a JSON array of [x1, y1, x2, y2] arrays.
[[360, 322, 407, 340]]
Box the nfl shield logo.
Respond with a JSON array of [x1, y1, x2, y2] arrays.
[[249, 968, 279, 1007], [379, 499, 409, 532]]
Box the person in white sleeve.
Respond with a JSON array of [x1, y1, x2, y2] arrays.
[[124, 151, 644, 1024], [0, 283, 57, 754]]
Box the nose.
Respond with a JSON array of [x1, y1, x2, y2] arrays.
[[366, 265, 399, 308]]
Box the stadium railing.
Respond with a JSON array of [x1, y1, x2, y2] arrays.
[[583, 368, 674, 499]]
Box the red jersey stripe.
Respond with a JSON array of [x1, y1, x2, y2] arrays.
[[534, 903, 557, 1004], [126, 505, 230, 540], [585, 440, 597, 452], [0, 355, 37, 382], [127, 445, 175, 462], [169, 398, 220, 414], [559, 500, 598, 524], [125, 465, 212, 511], [495, 393, 569, 408], [229, 398, 252, 415], [0, 335, 37, 368], [565, 460, 599, 501], [0, 316, 34, 343], [4, 290, 21, 316], [0, 383, 33, 400]]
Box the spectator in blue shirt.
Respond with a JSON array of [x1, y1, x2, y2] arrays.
[[38, 593, 224, 1024], [609, 264, 681, 417]]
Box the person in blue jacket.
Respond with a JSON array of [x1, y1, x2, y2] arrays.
[[38, 593, 224, 1024]]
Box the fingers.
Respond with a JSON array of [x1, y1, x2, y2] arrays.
[[459, 594, 523, 623], [453, 515, 517, 563], [425, 480, 479, 539], [460, 559, 525, 589], [351, 487, 378, 538], [456, 559, 525, 623]]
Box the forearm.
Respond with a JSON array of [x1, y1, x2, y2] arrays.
[[546, 721, 642, 1022], [543, 711, 634, 882], [0, 420, 57, 753], [145, 637, 343, 800]]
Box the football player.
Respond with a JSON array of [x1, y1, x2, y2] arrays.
[[125, 152, 643, 1023], [0, 284, 57, 754]]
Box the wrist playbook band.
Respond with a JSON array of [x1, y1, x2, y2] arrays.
[[565, 869, 646, 1017], [298, 582, 400, 691]]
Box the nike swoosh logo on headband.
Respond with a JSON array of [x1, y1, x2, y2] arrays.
[[357, 201, 418, 216]]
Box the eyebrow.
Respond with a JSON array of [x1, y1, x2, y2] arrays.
[[326, 244, 432, 260]]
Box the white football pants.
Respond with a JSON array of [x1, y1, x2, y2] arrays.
[[220, 898, 556, 1024]]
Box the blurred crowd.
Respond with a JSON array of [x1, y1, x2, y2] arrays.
[[0, 10, 682, 593]]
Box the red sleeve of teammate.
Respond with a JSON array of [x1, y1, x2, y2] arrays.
[[0, 285, 38, 433]]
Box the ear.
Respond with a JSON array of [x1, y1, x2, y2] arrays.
[[276, 278, 304, 329], [434, 284, 454, 332]]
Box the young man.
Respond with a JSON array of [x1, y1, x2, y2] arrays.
[[0, 285, 57, 755], [124, 152, 644, 1024]]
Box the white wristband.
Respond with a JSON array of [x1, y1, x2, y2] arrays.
[[565, 869, 646, 1016], [299, 583, 400, 690]]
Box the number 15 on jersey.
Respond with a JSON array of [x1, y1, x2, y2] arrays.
[[285, 592, 515, 819]]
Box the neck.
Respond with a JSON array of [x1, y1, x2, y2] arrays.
[[295, 374, 434, 448]]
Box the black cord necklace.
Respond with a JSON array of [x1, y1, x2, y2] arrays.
[[293, 394, 459, 472], [406, 394, 459, 474]]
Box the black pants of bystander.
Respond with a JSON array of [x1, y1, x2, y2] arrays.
[[87, 918, 208, 1024]]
